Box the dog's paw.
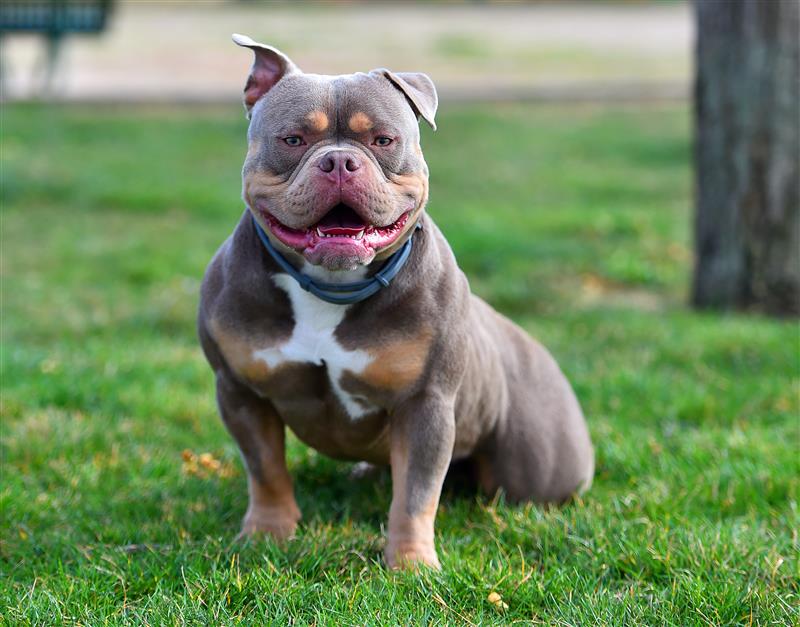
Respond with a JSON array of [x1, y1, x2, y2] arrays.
[[384, 540, 441, 571], [238, 505, 301, 541]]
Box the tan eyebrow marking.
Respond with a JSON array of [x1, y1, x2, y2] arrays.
[[306, 110, 329, 132], [348, 111, 374, 133]]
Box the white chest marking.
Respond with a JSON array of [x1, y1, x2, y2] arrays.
[[252, 273, 377, 420]]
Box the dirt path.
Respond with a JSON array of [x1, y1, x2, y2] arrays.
[[3, 1, 691, 102]]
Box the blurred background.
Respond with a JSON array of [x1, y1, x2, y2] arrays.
[[2, 1, 691, 102], [2, 2, 798, 623], [3, 0, 700, 318]]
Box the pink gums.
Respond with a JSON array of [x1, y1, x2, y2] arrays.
[[261, 209, 411, 264]]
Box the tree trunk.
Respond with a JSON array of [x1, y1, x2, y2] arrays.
[[692, 0, 800, 316]]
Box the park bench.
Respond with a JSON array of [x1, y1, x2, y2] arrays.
[[0, 0, 113, 93]]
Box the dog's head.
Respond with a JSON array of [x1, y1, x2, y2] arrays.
[[234, 34, 437, 272]]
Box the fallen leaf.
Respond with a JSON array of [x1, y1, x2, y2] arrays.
[[181, 450, 236, 479], [487, 591, 508, 610]]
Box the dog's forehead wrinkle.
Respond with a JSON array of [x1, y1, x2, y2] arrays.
[[252, 70, 419, 142], [313, 73, 416, 128], [342, 73, 416, 120], [251, 73, 334, 131]]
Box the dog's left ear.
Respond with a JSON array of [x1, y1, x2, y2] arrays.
[[379, 70, 438, 130]]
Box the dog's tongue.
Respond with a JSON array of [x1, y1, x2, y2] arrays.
[[316, 204, 366, 236]]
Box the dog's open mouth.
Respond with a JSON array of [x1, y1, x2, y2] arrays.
[[261, 203, 411, 254]]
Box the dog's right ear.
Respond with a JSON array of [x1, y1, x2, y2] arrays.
[[232, 34, 300, 118]]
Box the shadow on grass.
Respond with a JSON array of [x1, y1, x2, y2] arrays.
[[290, 456, 495, 528]]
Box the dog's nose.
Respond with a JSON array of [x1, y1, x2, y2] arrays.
[[318, 151, 361, 181]]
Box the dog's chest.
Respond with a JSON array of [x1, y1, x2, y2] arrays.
[[252, 274, 378, 420]]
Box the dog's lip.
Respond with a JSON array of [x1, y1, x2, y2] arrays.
[[259, 204, 411, 252]]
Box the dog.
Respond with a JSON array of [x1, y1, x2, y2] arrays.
[[198, 34, 594, 569]]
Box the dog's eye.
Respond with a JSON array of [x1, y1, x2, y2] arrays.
[[283, 136, 305, 147], [373, 136, 393, 147]]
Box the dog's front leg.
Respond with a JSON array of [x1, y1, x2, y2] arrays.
[[385, 392, 455, 570], [216, 372, 301, 540]]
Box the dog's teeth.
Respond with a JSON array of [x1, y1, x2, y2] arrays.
[[315, 229, 365, 239]]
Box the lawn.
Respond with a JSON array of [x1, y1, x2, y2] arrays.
[[2, 103, 797, 625]]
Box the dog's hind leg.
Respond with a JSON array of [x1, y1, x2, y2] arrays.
[[475, 337, 594, 505]]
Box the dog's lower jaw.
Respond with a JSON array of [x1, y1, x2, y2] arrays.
[[309, 248, 371, 272]]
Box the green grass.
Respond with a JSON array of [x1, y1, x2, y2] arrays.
[[2, 103, 798, 625]]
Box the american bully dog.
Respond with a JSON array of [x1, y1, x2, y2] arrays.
[[198, 34, 594, 569]]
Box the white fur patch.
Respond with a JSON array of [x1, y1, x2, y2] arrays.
[[252, 271, 378, 420]]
